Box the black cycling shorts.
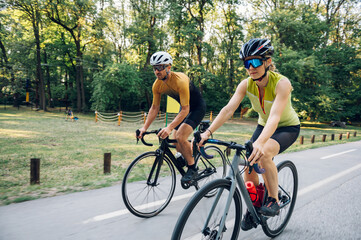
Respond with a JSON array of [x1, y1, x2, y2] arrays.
[[250, 124, 300, 153], [175, 99, 206, 130]]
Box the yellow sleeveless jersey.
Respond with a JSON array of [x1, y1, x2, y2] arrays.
[[246, 71, 300, 127]]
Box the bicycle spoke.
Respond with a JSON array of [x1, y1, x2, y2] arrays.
[[195, 146, 227, 197], [122, 152, 176, 218], [262, 160, 298, 237], [172, 179, 241, 240]]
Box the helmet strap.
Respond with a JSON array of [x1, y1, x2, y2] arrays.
[[162, 69, 170, 81], [252, 65, 270, 82]]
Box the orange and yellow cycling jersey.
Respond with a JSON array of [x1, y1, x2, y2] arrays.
[[152, 72, 203, 110]]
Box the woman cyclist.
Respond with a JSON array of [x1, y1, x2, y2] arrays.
[[198, 38, 300, 231]]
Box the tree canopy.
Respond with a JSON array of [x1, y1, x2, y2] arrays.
[[0, 0, 360, 121]]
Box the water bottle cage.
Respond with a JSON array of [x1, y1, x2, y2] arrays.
[[249, 192, 258, 203]]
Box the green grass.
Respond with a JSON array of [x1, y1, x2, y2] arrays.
[[0, 106, 360, 205]]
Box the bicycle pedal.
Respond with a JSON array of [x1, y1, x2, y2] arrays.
[[188, 180, 197, 186]]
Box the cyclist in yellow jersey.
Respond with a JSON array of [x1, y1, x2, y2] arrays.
[[198, 39, 300, 230], [138, 51, 206, 183]]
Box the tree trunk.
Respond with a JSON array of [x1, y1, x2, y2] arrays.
[[33, 10, 46, 111], [75, 29, 86, 112], [0, 37, 16, 105], [44, 50, 52, 107]]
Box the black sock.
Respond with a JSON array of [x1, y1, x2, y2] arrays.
[[188, 164, 196, 170]]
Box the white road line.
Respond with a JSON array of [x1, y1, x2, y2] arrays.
[[298, 163, 361, 196], [320, 149, 357, 159], [84, 162, 361, 224], [83, 191, 195, 224]]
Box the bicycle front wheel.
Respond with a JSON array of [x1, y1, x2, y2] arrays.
[[262, 160, 298, 237], [172, 179, 242, 240], [195, 145, 227, 197], [121, 151, 176, 218]]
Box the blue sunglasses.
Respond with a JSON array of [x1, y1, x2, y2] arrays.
[[244, 58, 266, 69]]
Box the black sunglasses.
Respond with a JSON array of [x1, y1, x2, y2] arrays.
[[153, 65, 169, 71]]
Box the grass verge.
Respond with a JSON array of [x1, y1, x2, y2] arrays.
[[0, 106, 360, 205]]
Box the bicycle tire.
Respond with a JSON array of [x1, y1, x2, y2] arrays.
[[262, 160, 298, 237], [121, 151, 176, 218], [172, 178, 242, 240], [194, 145, 227, 197]]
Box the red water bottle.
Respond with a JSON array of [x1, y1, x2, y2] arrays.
[[246, 181, 258, 205], [255, 183, 265, 207]]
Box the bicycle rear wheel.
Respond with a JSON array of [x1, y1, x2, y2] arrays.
[[262, 160, 298, 237], [121, 151, 176, 218], [194, 145, 227, 197], [172, 179, 242, 240]]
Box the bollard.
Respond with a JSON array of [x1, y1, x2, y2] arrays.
[[95, 111, 98, 123], [30, 158, 40, 184], [331, 134, 335, 141], [322, 135, 326, 142], [347, 132, 350, 139], [311, 135, 315, 143], [210, 111, 213, 122], [300, 136, 304, 145], [339, 133, 342, 140], [104, 153, 111, 174]]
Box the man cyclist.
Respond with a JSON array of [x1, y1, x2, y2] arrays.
[[197, 39, 300, 230], [138, 51, 206, 183]]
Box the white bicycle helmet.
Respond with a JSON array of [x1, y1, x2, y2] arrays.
[[150, 51, 173, 65]]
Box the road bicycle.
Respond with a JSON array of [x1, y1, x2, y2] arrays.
[[172, 132, 298, 239], [121, 122, 227, 218]]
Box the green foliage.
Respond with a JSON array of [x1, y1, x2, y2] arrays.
[[268, 7, 328, 51], [0, 0, 360, 120], [90, 63, 142, 111]]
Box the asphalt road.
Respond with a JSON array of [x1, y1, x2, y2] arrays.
[[1, 141, 360, 240]]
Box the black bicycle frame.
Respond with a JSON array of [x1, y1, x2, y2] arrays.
[[147, 139, 186, 186]]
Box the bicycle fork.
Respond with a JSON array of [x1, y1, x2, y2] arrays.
[[201, 158, 240, 239], [147, 149, 164, 186]]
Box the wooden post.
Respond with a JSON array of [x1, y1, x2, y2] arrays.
[[347, 132, 350, 139], [104, 153, 111, 174], [30, 158, 40, 185], [300, 136, 304, 144], [118, 113, 121, 126], [226, 148, 231, 157], [311, 135, 315, 143], [354, 131, 357, 137], [210, 111, 213, 122], [331, 134, 335, 141], [322, 135, 326, 142], [143, 112, 146, 123], [95, 111, 98, 123], [339, 133, 343, 140]]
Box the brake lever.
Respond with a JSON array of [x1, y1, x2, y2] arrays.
[[253, 164, 266, 174], [194, 131, 214, 159], [245, 140, 265, 174], [136, 129, 140, 144]]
